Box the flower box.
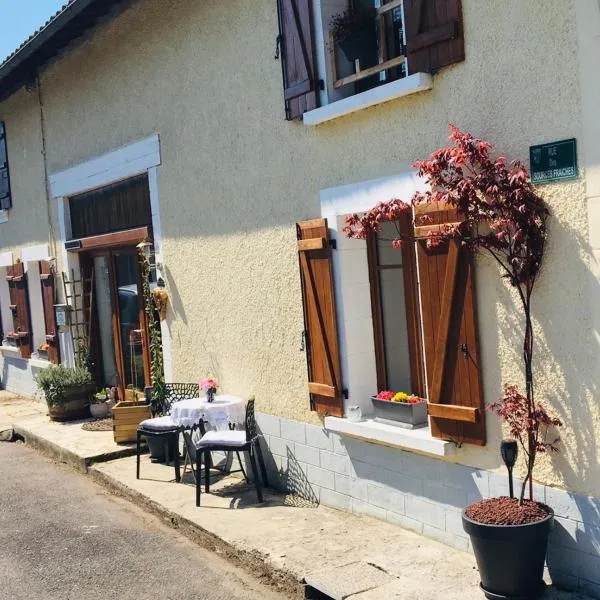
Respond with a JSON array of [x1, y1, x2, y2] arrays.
[[112, 401, 151, 444], [371, 396, 428, 428]]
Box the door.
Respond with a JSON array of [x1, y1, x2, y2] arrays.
[[88, 248, 151, 400]]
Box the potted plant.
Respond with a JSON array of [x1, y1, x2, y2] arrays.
[[330, 7, 378, 69], [90, 388, 109, 419], [35, 365, 95, 422], [344, 126, 562, 599], [371, 391, 427, 428]]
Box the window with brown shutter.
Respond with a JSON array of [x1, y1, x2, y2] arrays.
[[404, 0, 464, 75], [277, 0, 318, 120], [0, 121, 12, 211], [6, 262, 33, 359], [39, 261, 60, 364], [414, 202, 485, 446], [296, 218, 344, 417]]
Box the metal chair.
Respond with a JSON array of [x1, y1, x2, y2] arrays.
[[195, 397, 267, 506], [136, 383, 199, 482]]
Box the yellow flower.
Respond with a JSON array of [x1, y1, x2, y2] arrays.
[[392, 392, 410, 403]]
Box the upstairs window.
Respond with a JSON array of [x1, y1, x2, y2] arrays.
[[276, 0, 465, 120]]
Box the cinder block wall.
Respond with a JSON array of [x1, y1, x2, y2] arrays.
[[256, 412, 600, 599]]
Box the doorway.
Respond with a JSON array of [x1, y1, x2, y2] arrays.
[[83, 247, 151, 399]]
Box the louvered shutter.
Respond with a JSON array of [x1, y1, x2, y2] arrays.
[[277, 0, 318, 120], [414, 203, 485, 445], [404, 0, 465, 75], [6, 262, 32, 359], [40, 261, 60, 364], [297, 219, 343, 417], [0, 122, 12, 211]]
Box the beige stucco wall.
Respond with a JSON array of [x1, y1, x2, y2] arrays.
[[1, 0, 599, 496], [0, 87, 51, 255]]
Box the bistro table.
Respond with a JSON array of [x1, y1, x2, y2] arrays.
[[170, 394, 245, 479]]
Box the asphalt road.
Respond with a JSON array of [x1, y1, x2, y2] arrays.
[[0, 443, 290, 600]]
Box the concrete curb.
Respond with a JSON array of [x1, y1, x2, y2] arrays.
[[87, 465, 303, 599], [12, 423, 140, 473]]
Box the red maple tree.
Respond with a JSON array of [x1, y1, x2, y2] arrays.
[[344, 125, 561, 503]]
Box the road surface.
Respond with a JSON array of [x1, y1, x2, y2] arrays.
[[0, 443, 290, 600]]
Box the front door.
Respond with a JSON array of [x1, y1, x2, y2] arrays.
[[86, 248, 151, 400]]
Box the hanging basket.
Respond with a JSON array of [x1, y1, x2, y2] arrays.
[[337, 26, 378, 70]]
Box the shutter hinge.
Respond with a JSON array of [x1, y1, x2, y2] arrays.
[[318, 79, 325, 91], [329, 239, 337, 250], [342, 388, 348, 399]]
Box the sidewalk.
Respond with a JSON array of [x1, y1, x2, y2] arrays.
[[0, 394, 592, 600]]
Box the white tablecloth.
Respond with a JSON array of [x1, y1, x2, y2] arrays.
[[170, 395, 245, 430]]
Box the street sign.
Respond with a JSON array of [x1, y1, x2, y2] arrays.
[[529, 139, 578, 185]]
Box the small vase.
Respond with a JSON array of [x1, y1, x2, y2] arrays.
[[207, 389, 215, 403]]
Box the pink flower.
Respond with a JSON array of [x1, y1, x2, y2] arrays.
[[200, 377, 219, 392]]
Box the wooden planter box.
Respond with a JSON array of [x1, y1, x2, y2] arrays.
[[112, 401, 151, 444], [371, 397, 428, 429]]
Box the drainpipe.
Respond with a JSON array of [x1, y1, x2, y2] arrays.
[[34, 72, 58, 264]]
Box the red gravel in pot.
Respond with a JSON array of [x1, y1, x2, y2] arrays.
[[465, 497, 551, 526]]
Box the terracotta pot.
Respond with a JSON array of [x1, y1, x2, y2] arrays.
[[47, 384, 95, 422]]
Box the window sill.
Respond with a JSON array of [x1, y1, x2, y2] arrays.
[[29, 356, 52, 369], [0, 345, 23, 358], [324, 416, 456, 458], [303, 72, 433, 127]]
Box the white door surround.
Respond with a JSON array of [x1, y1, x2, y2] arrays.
[[48, 134, 172, 380]]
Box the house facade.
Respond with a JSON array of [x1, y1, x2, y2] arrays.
[[1, 0, 599, 594]]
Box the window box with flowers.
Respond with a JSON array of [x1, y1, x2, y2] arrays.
[[372, 390, 427, 427]]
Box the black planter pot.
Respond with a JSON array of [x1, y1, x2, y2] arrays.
[[146, 436, 168, 462], [337, 26, 378, 69], [462, 508, 554, 600]]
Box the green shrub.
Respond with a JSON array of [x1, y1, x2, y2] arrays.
[[35, 365, 93, 407]]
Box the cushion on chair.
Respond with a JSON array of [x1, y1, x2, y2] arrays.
[[195, 429, 247, 448], [139, 416, 179, 432]]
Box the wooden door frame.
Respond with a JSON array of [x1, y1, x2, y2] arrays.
[[84, 245, 151, 401]]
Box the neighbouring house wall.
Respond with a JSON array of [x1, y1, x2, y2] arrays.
[[17, 0, 599, 497], [0, 89, 54, 396]]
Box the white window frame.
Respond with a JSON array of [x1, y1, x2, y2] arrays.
[[320, 172, 455, 457]]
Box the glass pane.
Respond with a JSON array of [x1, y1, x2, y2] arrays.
[[376, 221, 403, 266], [113, 252, 145, 392], [378, 268, 412, 392], [94, 256, 118, 387]]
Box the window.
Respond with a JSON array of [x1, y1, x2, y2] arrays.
[[296, 199, 487, 445], [327, 0, 407, 98], [367, 217, 424, 396], [0, 121, 12, 211], [69, 175, 151, 239], [276, 0, 465, 120]]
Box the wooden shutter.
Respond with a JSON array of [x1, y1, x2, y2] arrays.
[[6, 262, 32, 359], [297, 219, 343, 417], [277, 0, 318, 120], [404, 0, 465, 75], [414, 203, 485, 445], [0, 122, 12, 211], [40, 261, 60, 364]]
